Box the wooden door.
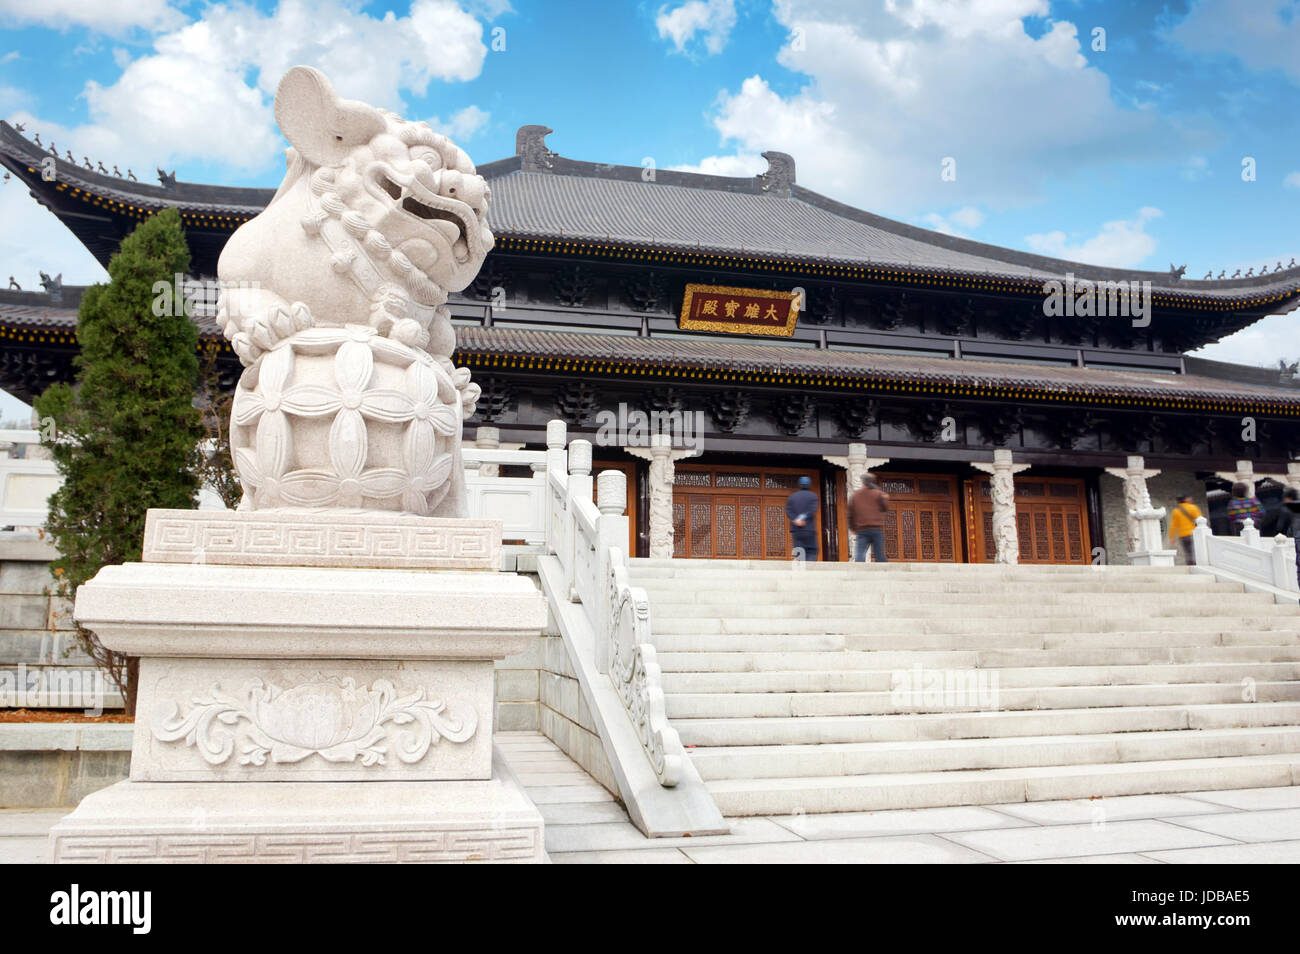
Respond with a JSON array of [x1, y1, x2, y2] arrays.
[[965, 476, 1090, 564], [671, 465, 816, 559], [872, 474, 961, 562]]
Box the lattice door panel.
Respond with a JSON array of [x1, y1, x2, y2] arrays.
[[670, 465, 813, 559], [671, 494, 791, 559], [966, 477, 1090, 564], [875, 474, 960, 563]]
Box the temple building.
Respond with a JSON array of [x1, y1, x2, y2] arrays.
[[2, 120, 1299, 564]]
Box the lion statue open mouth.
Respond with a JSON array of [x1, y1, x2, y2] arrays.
[[217, 66, 494, 363], [216, 67, 493, 518]]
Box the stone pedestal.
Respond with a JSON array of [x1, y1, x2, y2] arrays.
[[50, 509, 548, 864], [1127, 506, 1177, 567]]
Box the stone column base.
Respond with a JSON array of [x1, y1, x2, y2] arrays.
[[50, 747, 545, 864], [1128, 548, 1178, 567]]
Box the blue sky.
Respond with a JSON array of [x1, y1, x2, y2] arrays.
[[1, 0, 1298, 417]]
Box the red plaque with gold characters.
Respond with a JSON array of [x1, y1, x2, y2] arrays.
[[679, 284, 800, 337]]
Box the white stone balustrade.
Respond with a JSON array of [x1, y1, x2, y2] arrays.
[[0, 430, 59, 530], [461, 444, 547, 545], [541, 420, 684, 788], [1192, 516, 1299, 600]]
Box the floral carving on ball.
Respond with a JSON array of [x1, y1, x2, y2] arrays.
[[230, 325, 472, 515]]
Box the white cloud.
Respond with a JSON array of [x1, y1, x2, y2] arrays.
[[0, 0, 184, 34], [680, 1, 1168, 215], [668, 153, 766, 177], [1167, 0, 1300, 85], [1193, 305, 1300, 366], [656, 0, 737, 55], [428, 104, 490, 141], [918, 205, 985, 237], [14, 0, 492, 176], [1024, 207, 1163, 268], [0, 51, 18, 64], [0, 184, 108, 291], [1284, 171, 1300, 190]]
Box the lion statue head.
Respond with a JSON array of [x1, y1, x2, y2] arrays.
[[218, 65, 494, 363]]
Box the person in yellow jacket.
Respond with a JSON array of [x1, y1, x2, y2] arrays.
[[1168, 494, 1202, 565]]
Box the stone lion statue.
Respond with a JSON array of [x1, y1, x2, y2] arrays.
[[217, 67, 493, 518]]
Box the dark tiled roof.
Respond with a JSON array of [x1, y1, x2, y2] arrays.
[[0, 292, 221, 336], [453, 326, 1300, 411], [0, 301, 78, 329], [5, 120, 1298, 310], [486, 168, 1300, 305], [0, 123, 272, 215]]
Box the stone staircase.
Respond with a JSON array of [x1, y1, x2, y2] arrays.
[[0, 547, 120, 710], [629, 558, 1300, 816]]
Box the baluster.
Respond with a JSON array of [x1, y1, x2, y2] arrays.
[[595, 469, 628, 674], [544, 420, 566, 555]]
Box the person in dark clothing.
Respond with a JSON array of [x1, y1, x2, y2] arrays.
[[785, 476, 819, 561], [848, 473, 890, 562], [1277, 487, 1300, 589]]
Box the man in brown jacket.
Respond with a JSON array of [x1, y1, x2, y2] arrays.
[[848, 474, 890, 562]]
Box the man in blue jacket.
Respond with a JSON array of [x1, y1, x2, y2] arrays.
[[785, 476, 819, 562]]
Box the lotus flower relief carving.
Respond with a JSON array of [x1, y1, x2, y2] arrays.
[[151, 676, 477, 768]]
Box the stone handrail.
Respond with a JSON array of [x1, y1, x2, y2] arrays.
[[462, 445, 547, 545], [543, 420, 685, 787], [1192, 516, 1298, 597], [605, 550, 684, 786], [0, 430, 59, 529]]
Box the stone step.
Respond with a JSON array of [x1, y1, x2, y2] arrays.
[[648, 597, 1298, 619], [656, 645, 1300, 673], [649, 614, 1300, 636], [673, 701, 1300, 746], [658, 631, 1300, 654], [630, 558, 1193, 576], [702, 754, 1300, 815], [654, 634, 851, 654], [691, 725, 1300, 780], [0, 664, 122, 709], [643, 587, 1263, 607], [635, 576, 1226, 594], [659, 661, 1300, 693], [663, 681, 1300, 719], [0, 631, 93, 666]]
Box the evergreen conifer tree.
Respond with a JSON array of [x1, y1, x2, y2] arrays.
[[35, 208, 203, 714]]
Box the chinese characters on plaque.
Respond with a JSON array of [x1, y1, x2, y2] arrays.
[[679, 284, 801, 337]]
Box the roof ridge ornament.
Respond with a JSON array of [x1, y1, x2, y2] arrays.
[[757, 150, 795, 197], [516, 125, 557, 173]]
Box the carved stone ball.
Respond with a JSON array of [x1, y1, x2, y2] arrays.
[[230, 324, 464, 515]]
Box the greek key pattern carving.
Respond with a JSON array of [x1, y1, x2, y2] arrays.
[[53, 829, 541, 864], [143, 512, 499, 568], [606, 551, 683, 786]]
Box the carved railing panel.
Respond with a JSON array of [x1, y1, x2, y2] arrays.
[[1193, 517, 1299, 595], [541, 421, 686, 788], [606, 552, 683, 786]]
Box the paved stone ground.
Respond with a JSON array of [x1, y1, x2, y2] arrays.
[[497, 733, 1300, 864], [5, 731, 1300, 863]]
